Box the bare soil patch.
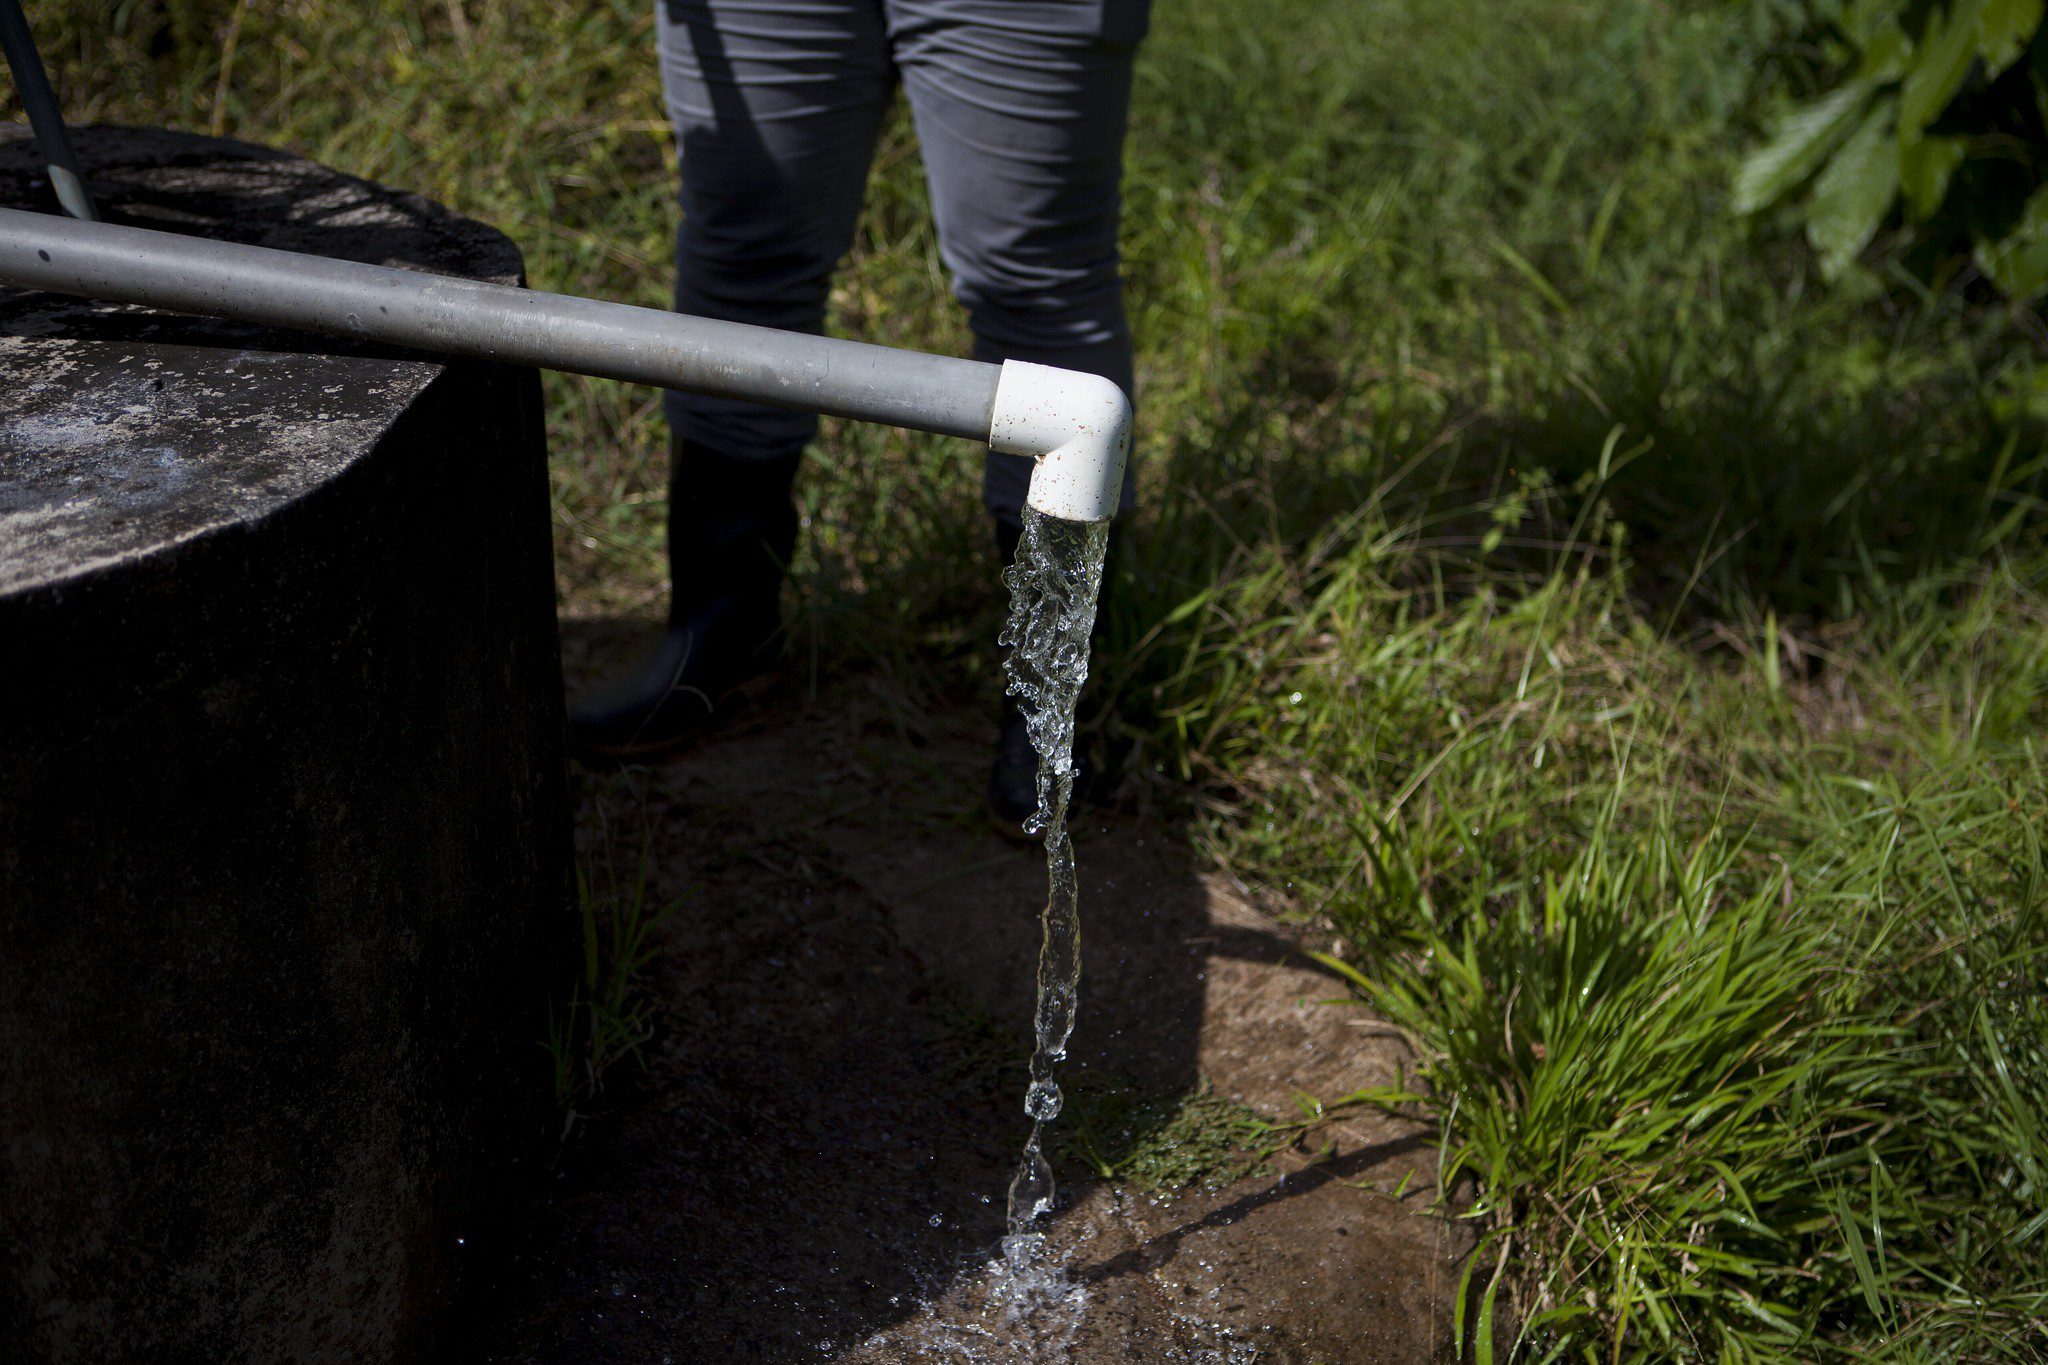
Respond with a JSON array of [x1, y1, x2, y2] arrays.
[[474, 620, 1468, 1362]]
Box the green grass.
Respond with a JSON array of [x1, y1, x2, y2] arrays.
[[928, 989, 1289, 1194], [23, 0, 2048, 1356], [547, 842, 680, 1113], [1061, 1076, 1297, 1194]]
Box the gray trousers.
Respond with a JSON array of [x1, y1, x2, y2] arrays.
[[656, 0, 1148, 525]]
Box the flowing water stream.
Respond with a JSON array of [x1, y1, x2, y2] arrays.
[[851, 509, 1268, 1359], [991, 506, 1111, 1329]]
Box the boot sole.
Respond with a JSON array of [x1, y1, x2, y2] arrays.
[[568, 669, 782, 767]]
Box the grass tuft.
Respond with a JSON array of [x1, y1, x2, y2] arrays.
[[547, 847, 679, 1112]]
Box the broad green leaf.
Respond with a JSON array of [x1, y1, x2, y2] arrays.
[[1808, 97, 1901, 277], [1734, 80, 1879, 215], [1978, 183, 2048, 296], [1844, 0, 1889, 44], [1899, 133, 1966, 219], [1978, 0, 2045, 77], [1901, 0, 1987, 139], [1856, 14, 1915, 83]]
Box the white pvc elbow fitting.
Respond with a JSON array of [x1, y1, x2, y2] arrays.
[[989, 360, 1132, 523]]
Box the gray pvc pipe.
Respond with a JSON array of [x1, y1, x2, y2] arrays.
[[0, 206, 1000, 441], [0, 0, 98, 222]]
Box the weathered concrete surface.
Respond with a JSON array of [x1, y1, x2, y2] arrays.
[[0, 124, 522, 592], [0, 128, 570, 1361]]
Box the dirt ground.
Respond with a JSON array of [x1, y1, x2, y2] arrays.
[[474, 620, 1470, 1363]]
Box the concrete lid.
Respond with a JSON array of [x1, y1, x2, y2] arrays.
[[0, 126, 527, 597]]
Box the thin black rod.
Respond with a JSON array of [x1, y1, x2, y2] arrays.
[[0, 0, 97, 221]]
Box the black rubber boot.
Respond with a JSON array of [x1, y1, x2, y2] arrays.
[[568, 439, 800, 763], [988, 517, 1040, 840]]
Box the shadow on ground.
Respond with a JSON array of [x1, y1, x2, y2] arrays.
[[471, 618, 1468, 1363]]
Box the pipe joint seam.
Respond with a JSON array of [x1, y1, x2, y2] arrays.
[[990, 360, 1131, 524]]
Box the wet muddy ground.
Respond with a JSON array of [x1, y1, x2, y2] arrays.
[[474, 622, 1469, 1362]]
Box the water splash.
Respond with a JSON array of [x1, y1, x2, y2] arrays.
[[995, 507, 1110, 1282]]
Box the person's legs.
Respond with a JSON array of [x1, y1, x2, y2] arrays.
[[887, 0, 1147, 828], [888, 0, 1147, 538], [660, 0, 895, 458], [571, 0, 895, 759]]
